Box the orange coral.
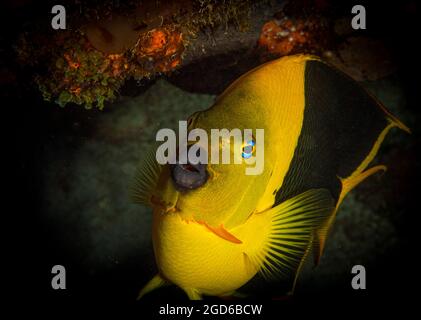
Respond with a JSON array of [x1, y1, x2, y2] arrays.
[[142, 30, 168, 55], [107, 53, 127, 77], [135, 27, 184, 75], [69, 86, 81, 95], [64, 53, 81, 69], [39, 26, 184, 109], [258, 16, 320, 56]]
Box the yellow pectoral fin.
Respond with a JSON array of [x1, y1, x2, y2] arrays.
[[131, 145, 163, 206], [247, 189, 334, 281], [313, 164, 387, 265]]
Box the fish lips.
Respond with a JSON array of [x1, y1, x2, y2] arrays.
[[170, 162, 208, 192]]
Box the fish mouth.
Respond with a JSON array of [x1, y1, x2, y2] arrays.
[[170, 162, 208, 191]]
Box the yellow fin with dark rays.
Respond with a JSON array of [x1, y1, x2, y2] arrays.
[[249, 189, 335, 281]]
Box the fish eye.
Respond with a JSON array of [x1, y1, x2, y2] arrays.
[[241, 139, 256, 159]]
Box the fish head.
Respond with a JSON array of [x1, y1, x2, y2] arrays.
[[153, 93, 278, 230], [138, 56, 302, 231]]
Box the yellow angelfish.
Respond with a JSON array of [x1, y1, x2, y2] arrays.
[[133, 55, 409, 299]]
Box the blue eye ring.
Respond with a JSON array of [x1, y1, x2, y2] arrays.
[[241, 139, 256, 159]]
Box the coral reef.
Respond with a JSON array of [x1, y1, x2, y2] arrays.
[[36, 35, 128, 109], [258, 14, 329, 57], [131, 27, 184, 77], [15, 0, 255, 109], [13, 0, 406, 110]]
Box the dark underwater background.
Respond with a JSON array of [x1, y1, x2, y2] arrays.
[[3, 0, 419, 316]]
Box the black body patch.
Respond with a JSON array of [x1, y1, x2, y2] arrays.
[[276, 60, 389, 204]]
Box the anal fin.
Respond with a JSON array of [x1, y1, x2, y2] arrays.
[[339, 165, 387, 204], [289, 239, 313, 295], [313, 165, 387, 265]]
